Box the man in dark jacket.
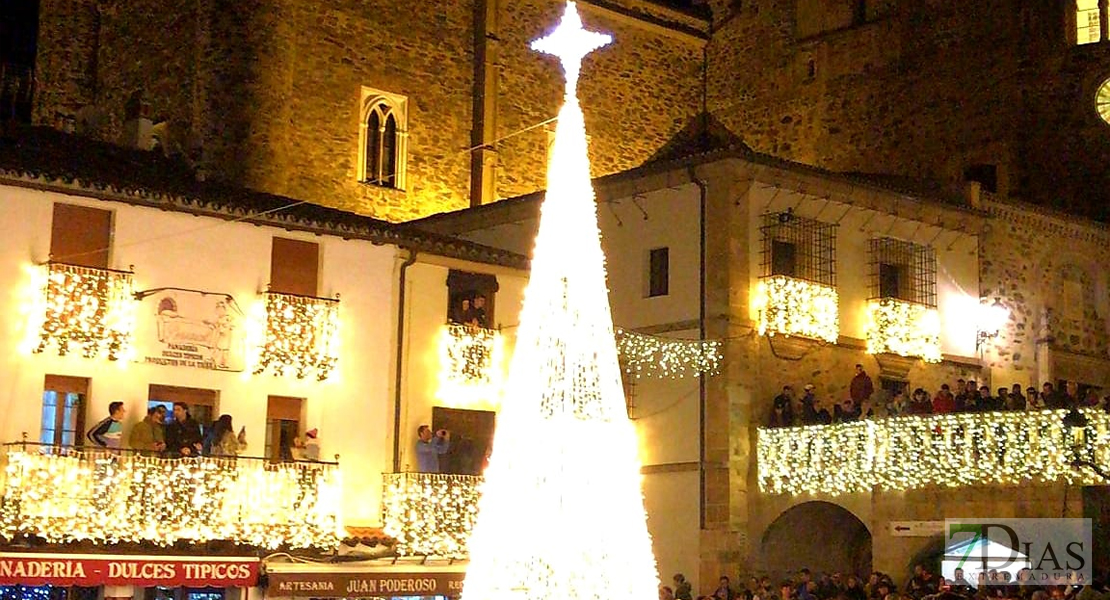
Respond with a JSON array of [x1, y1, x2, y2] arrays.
[[850, 364, 874, 405], [165, 402, 203, 457]]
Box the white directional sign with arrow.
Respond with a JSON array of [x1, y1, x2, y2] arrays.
[[889, 521, 945, 537]]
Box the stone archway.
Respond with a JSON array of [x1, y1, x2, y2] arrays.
[[761, 501, 872, 580]]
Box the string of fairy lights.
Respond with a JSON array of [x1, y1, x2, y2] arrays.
[[758, 408, 1110, 496], [381, 472, 481, 558], [30, 264, 342, 380], [865, 297, 942, 362], [0, 448, 343, 548], [615, 329, 722, 379], [754, 275, 840, 343], [254, 292, 341, 381], [33, 263, 137, 360]]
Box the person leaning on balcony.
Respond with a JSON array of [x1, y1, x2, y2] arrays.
[[849, 364, 874, 405], [166, 402, 204, 457], [415, 425, 450, 472], [129, 406, 167, 455], [87, 401, 126, 449], [932, 384, 956, 414], [206, 414, 247, 457]]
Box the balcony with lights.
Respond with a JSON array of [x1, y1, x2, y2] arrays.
[[0, 443, 343, 549], [380, 472, 482, 558], [754, 275, 840, 343], [758, 408, 1110, 496], [255, 291, 341, 381], [32, 262, 137, 361]]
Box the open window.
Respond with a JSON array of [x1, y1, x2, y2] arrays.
[[447, 270, 498, 328]]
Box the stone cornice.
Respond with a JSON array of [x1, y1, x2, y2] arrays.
[[984, 198, 1110, 245]]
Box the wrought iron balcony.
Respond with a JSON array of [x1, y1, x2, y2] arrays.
[[758, 408, 1110, 496], [381, 472, 482, 558], [0, 443, 343, 548]]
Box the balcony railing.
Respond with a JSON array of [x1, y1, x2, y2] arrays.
[[758, 409, 1110, 496], [381, 472, 482, 558], [0, 443, 343, 548]]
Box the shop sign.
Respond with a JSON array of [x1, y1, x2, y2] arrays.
[[135, 289, 247, 372], [267, 571, 465, 597], [0, 554, 258, 587]]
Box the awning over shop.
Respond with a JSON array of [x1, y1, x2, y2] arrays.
[[0, 553, 259, 587], [265, 563, 466, 597]]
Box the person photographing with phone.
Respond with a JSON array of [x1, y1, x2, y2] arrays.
[[415, 425, 450, 473]]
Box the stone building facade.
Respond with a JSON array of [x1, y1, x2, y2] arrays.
[[411, 147, 1089, 591], [30, 0, 707, 221], [20, 0, 1110, 224], [704, 0, 1110, 220], [980, 195, 1110, 391]]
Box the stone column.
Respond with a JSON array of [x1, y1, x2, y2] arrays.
[[469, 0, 501, 207]]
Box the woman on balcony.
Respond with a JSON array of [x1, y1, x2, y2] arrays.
[[206, 414, 247, 457]]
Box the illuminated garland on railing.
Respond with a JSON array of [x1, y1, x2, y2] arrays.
[[438, 324, 503, 404], [757, 409, 1110, 496], [754, 275, 839, 343], [866, 297, 942, 362], [34, 263, 136, 360], [255, 292, 340, 381], [381, 472, 481, 558], [615, 329, 721, 379], [0, 448, 343, 548]]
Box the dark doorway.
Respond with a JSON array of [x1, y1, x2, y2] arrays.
[[1084, 486, 1110, 577], [433, 406, 496, 475], [762, 501, 872, 580]]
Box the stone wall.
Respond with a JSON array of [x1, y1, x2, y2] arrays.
[[32, 0, 706, 221], [752, 483, 1080, 582], [980, 196, 1110, 387], [702, 0, 1110, 221]]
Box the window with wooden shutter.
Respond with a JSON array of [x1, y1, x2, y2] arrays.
[[270, 237, 320, 297], [50, 203, 112, 268]]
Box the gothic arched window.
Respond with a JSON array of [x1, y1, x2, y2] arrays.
[[358, 89, 408, 190]]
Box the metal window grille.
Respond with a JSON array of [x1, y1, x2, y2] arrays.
[[759, 211, 837, 287], [868, 237, 937, 307]]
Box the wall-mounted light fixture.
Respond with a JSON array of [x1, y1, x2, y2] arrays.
[[975, 298, 1010, 352]]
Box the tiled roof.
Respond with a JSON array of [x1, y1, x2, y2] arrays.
[[405, 115, 981, 233], [341, 526, 395, 548], [0, 126, 529, 270]]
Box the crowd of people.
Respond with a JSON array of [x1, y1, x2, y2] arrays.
[[768, 364, 1107, 428], [83, 400, 319, 460], [662, 566, 1110, 600]]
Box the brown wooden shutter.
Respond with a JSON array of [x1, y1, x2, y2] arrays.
[[270, 238, 320, 296], [267, 396, 303, 422], [43, 374, 90, 396], [50, 203, 112, 268]]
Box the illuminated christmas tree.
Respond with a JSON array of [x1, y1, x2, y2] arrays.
[[460, 4, 659, 600]]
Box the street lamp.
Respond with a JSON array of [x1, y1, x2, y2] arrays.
[[1060, 407, 1110, 482]]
